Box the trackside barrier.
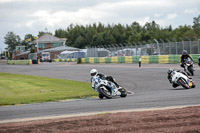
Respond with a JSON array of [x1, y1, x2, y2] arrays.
[[53, 54, 200, 64], [54, 58, 77, 62], [7, 60, 33, 65], [79, 54, 200, 64]]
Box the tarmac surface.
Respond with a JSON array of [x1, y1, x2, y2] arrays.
[[0, 62, 200, 122]]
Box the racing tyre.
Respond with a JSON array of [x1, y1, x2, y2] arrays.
[[188, 66, 194, 76], [98, 94, 104, 99], [192, 84, 196, 88], [98, 86, 112, 99], [178, 78, 189, 89], [119, 87, 127, 98]]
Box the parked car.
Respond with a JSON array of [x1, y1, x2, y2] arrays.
[[40, 52, 52, 63], [1, 56, 5, 59]]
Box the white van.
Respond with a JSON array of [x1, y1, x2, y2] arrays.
[[40, 52, 52, 62]]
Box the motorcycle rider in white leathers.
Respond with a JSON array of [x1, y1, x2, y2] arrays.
[[167, 69, 195, 88], [90, 69, 121, 98]]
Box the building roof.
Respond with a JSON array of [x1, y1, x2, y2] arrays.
[[37, 45, 79, 54], [31, 34, 67, 44], [16, 50, 30, 56], [16, 45, 78, 56]]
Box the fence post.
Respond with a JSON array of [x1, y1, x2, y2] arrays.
[[139, 42, 142, 56], [143, 41, 147, 56], [133, 42, 137, 56], [187, 37, 192, 54], [194, 36, 199, 54], [154, 39, 160, 55], [160, 39, 164, 55], [179, 37, 184, 52], [198, 39, 200, 54], [148, 40, 152, 55], [166, 39, 171, 54], [172, 38, 178, 55], [112, 44, 116, 56]]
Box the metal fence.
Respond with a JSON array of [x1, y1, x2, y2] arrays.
[[86, 39, 200, 57]]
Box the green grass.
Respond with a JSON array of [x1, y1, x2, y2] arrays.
[[0, 72, 97, 106]]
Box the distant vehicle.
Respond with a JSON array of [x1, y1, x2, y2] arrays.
[[40, 52, 52, 63], [60, 50, 85, 59], [1, 56, 5, 59]]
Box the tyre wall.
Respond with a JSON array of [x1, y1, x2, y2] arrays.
[[79, 54, 200, 64], [7, 60, 33, 65]]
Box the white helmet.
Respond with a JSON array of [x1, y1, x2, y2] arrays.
[[90, 69, 98, 76]]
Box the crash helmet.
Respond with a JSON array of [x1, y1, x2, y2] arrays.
[[182, 50, 187, 55], [90, 69, 98, 76], [167, 69, 174, 74]]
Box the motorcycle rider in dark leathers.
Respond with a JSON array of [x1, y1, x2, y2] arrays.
[[180, 50, 194, 68]]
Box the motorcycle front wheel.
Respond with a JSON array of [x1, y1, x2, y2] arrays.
[[98, 86, 112, 99], [188, 66, 194, 76], [178, 78, 189, 89], [119, 87, 127, 97]]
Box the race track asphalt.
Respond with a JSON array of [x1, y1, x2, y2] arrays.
[[0, 62, 200, 121]]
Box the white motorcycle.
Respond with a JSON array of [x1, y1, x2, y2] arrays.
[[92, 76, 127, 99], [171, 71, 195, 89], [184, 58, 194, 76]]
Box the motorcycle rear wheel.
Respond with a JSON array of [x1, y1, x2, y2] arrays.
[[188, 66, 194, 76]]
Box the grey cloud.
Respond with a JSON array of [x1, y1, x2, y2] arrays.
[[1, 0, 200, 50]]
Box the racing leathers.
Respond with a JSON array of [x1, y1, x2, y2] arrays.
[[91, 73, 120, 90], [167, 70, 189, 88], [180, 54, 193, 68]]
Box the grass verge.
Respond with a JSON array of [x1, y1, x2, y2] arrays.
[[0, 72, 97, 106]]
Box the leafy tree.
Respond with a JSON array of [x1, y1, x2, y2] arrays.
[[55, 29, 67, 38], [74, 35, 86, 48], [38, 31, 52, 37], [91, 33, 105, 46], [4, 32, 21, 52], [52, 16, 199, 49], [193, 15, 200, 37], [173, 25, 192, 40]]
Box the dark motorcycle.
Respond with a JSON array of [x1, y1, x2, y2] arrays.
[[184, 58, 194, 76]]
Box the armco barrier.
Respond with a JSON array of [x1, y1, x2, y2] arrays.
[[149, 55, 158, 63], [54, 58, 77, 62], [54, 54, 200, 64], [159, 55, 169, 64], [169, 55, 180, 64], [7, 60, 32, 65], [80, 54, 200, 64]]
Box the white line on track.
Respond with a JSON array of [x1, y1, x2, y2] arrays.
[[1, 104, 200, 124]]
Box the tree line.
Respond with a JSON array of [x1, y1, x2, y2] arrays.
[[4, 15, 200, 52]]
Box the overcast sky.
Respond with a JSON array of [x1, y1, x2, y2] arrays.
[[0, 0, 200, 51]]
